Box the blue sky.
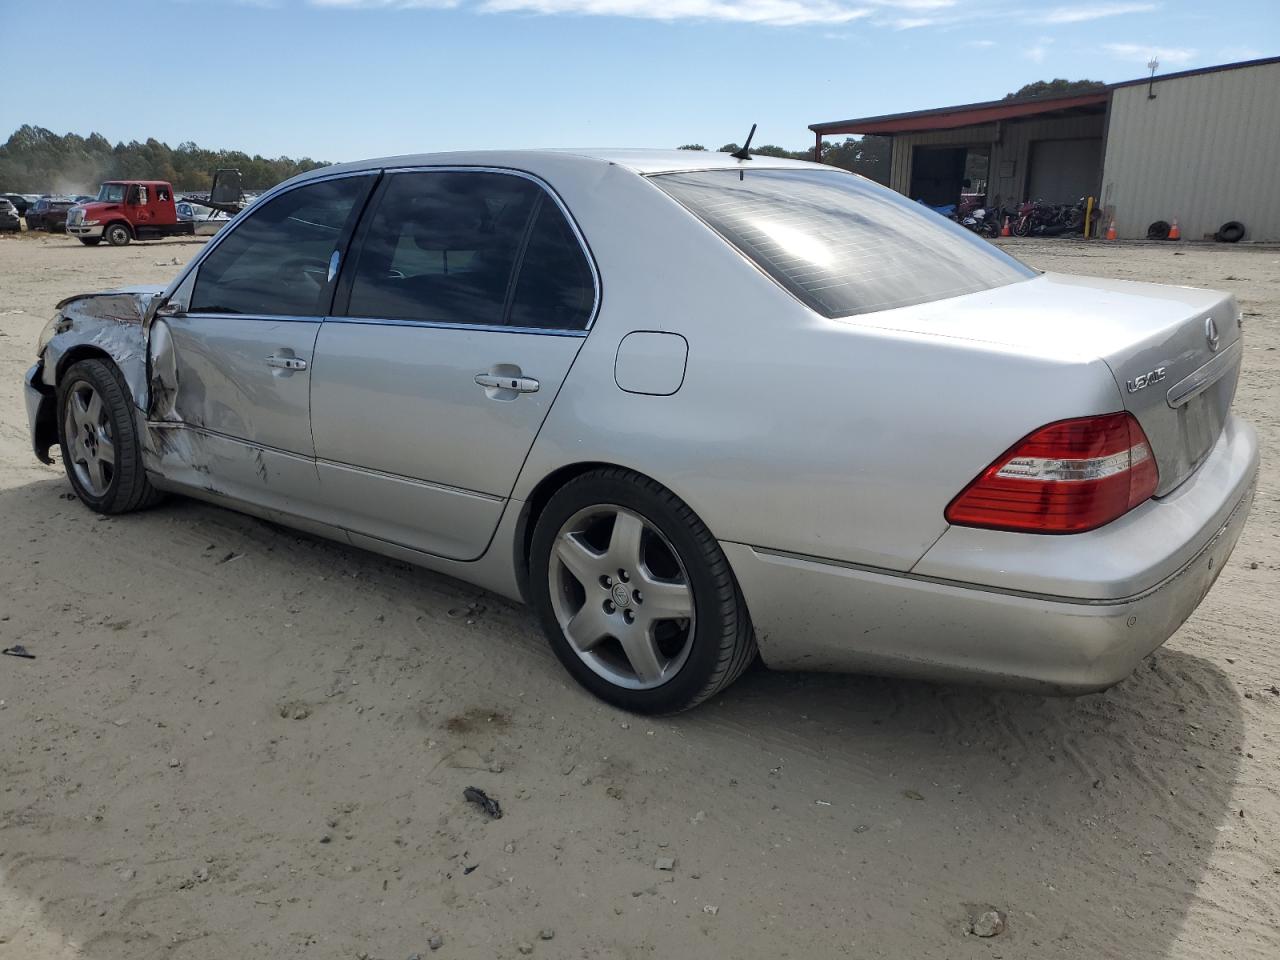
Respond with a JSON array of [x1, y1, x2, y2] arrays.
[[3, 0, 1275, 160]]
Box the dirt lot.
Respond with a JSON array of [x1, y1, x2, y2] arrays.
[[1, 230, 1277, 960]]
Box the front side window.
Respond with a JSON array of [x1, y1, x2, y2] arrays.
[[652, 168, 1035, 318], [346, 171, 538, 327], [190, 175, 371, 316], [344, 170, 595, 330]]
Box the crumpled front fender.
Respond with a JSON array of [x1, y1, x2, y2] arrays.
[[38, 286, 165, 410]]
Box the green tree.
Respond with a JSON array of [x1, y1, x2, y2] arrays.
[[0, 125, 328, 194], [1003, 78, 1106, 101]]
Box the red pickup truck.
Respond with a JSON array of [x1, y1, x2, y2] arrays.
[[67, 180, 196, 246]]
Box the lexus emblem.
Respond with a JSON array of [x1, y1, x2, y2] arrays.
[[1205, 316, 1220, 352]]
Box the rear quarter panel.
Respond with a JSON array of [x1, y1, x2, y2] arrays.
[[514, 164, 1125, 572]]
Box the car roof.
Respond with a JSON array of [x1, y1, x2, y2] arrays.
[[284, 148, 826, 187]]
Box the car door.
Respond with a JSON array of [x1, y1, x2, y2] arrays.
[[151, 173, 376, 517], [310, 168, 598, 560], [127, 184, 153, 231]]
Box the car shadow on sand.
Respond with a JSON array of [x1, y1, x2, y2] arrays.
[[0, 478, 1251, 958]]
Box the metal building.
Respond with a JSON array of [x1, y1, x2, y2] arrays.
[[810, 56, 1280, 241]]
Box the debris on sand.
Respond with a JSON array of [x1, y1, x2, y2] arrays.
[[463, 786, 502, 819], [1, 645, 35, 659], [967, 908, 1006, 938]]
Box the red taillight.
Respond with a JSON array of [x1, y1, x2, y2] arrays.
[[945, 413, 1159, 534]]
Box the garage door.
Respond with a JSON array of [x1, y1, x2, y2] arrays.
[[1026, 138, 1102, 203]]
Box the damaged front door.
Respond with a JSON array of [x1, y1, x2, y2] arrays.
[[149, 174, 375, 518]]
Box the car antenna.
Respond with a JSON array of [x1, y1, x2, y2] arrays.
[[730, 124, 757, 161]]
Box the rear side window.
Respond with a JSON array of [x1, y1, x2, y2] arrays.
[[652, 168, 1034, 318], [343, 170, 595, 330], [507, 198, 595, 330], [190, 176, 371, 316]]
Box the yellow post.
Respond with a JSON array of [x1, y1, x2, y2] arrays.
[[1085, 196, 1096, 238]]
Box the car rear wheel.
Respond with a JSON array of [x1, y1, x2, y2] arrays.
[[105, 223, 132, 246], [79, 238, 101, 246], [530, 468, 756, 714], [57, 359, 162, 514]]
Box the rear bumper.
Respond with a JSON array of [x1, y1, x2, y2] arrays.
[[725, 416, 1259, 693]]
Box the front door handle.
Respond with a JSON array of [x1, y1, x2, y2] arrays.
[[475, 373, 539, 393], [266, 355, 308, 371]]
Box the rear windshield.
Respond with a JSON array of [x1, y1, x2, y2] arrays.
[[652, 168, 1034, 318]]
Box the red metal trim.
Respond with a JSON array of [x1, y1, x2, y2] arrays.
[[813, 92, 1108, 136]]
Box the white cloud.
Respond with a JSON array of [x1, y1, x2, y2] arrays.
[[483, 0, 871, 25], [1022, 34, 1053, 63], [1036, 3, 1157, 24], [965, 38, 994, 46], [889, 15, 937, 28], [314, 0, 873, 22], [1105, 42, 1197, 65], [307, 0, 982, 25]]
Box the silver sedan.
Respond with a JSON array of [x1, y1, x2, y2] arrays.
[[24, 150, 1259, 713]]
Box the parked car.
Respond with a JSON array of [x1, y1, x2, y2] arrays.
[[1, 193, 31, 217], [0, 198, 20, 231], [25, 196, 75, 232], [24, 150, 1259, 713]]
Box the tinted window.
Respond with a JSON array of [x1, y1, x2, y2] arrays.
[[507, 198, 595, 330], [346, 171, 540, 326], [653, 168, 1035, 318], [190, 176, 369, 316]]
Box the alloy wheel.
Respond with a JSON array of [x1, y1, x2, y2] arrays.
[[63, 380, 115, 496], [549, 505, 696, 690]]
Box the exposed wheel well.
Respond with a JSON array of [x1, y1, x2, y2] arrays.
[[55, 345, 115, 384], [106, 219, 134, 236], [516, 461, 649, 601]]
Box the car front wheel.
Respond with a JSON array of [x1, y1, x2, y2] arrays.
[[530, 468, 756, 713], [57, 359, 162, 514], [105, 223, 131, 246]]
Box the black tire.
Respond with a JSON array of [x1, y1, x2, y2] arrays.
[[529, 468, 757, 714], [1146, 220, 1171, 240], [56, 359, 163, 514], [105, 222, 132, 246], [1215, 221, 1245, 243], [79, 237, 101, 246]]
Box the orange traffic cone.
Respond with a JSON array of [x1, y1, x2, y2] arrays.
[[1105, 219, 1117, 241], [1001, 217, 1011, 237], [1168, 218, 1181, 240]]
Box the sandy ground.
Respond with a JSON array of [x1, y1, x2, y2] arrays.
[[0, 229, 1277, 960]]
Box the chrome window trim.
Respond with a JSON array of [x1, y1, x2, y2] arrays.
[[161, 169, 380, 317], [350, 164, 601, 334], [161, 164, 601, 336], [178, 311, 322, 324], [323, 316, 588, 338]]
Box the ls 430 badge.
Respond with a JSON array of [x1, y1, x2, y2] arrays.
[[1126, 367, 1167, 393]]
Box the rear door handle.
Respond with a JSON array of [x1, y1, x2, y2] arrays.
[[475, 373, 539, 393], [266, 355, 308, 371]]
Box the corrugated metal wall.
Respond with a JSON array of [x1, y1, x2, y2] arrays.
[[888, 114, 1106, 210], [1103, 61, 1280, 241]]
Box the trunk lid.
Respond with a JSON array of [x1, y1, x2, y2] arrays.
[[841, 272, 1244, 495]]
